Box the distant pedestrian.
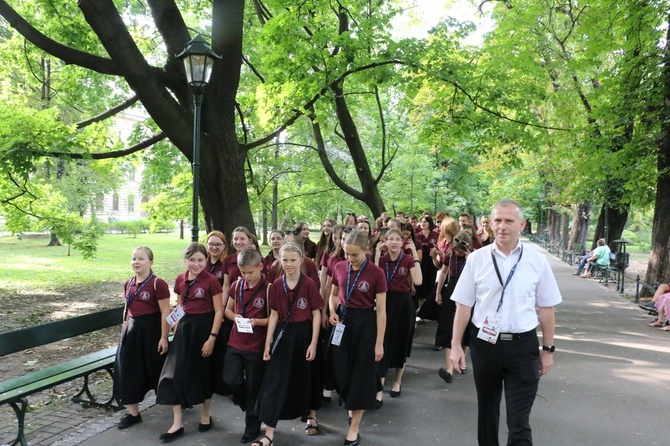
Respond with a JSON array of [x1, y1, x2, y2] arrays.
[[113, 246, 171, 430]]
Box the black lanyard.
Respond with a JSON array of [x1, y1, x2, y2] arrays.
[[124, 274, 154, 320], [491, 246, 523, 313], [237, 279, 265, 317], [182, 278, 197, 309], [281, 274, 304, 323], [342, 259, 367, 321], [385, 253, 404, 284]]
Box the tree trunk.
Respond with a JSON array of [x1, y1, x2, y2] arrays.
[[561, 212, 570, 249], [592, 177, 628, 252], [48, 232, 61, 246], [570, 203, 590, 250], [331, 83, 386, 217], [645, 16, 670, 286]]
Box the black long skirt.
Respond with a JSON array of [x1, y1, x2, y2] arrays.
[[156, 312, 214, 408], [330, 308, 381, 411], [377, 291, 414, 378], [113, 313, 166, 405], [212, 319, 232, 396], [435, 278, 458, 348], [414, 258, 438, 309], [256, 321, 322, 428]]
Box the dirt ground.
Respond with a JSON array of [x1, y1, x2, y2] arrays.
[[0, 281, 126, 408]]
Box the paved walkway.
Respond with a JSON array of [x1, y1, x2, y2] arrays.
[[2, 241, 669, 445]]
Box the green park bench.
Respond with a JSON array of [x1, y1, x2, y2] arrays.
[[0, 307, 124, 446]]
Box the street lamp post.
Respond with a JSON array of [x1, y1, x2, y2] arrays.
[[176, 35, 221, 242], [432, 180, 439, 214]]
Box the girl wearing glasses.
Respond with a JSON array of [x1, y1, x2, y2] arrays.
[[434, 231, 473, 384], [205, 231, 227, 285]]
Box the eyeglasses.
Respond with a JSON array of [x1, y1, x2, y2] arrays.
[[207, 243, 224, 248]]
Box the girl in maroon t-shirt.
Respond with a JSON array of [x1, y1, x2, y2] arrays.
[[264, 230, 285, 272], [113, 246, 171, 430], [156, 243, 223, 442], [329, 230, 387, 446], [205, 230, 227, 285], [254, 243, 324, 446], [374, 228, 423, 403]]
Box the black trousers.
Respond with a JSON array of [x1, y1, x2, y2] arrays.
[[223, 346, 265, 435], [470, 328, 540, 446]]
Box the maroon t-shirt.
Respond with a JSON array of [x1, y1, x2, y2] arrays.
[[269, 275, 323, 323], [264, 251, 277, 273], [223, 252, 242, 283], [416, 231, 438, 257], [125, 275, 170, 318], [440, 242, 471, 278], [207, 258, 225, 285], [173, 270, 223, 315], [326, 254, 345, 278], [331, 260, 387, 309], [266, 257, 320, 285], [227, 278, 269, 353], [379, 253, 416, 292], [320, 251, 331, 269]]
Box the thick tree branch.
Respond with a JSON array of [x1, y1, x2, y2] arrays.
[[308, 107, 364, 200], [277, 188, 338, 205], [76, 95, 139, 129], [41, 132, 166, 159]]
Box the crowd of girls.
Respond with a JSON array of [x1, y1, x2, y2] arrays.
[[112, 210, 492, 445]]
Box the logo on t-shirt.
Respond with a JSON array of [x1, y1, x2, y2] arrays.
[[194, 288, 205, 299], [297, 297, 308, 310], [216, 271, 223, 279], [253, 297, 265, 308], [358, 281, 370, 293], [399, 267, 408, 276], [140, 291, 151, 301]]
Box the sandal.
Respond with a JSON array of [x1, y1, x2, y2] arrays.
[[305, 416, 318, 435], [251, 435, 273, 446], [649, 320, 664, 327], [660, 325, 670, 332]]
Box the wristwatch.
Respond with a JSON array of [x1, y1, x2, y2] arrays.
[[542, 345, 555, 353]]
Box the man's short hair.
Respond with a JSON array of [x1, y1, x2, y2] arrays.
[[493, 199, 524, 220], [597, 238, 606, 246]]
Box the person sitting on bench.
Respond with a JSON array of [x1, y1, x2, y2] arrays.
[[580, 239, 610, 278]]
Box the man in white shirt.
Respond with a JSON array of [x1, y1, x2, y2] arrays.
[[450, 199, 562, 446]]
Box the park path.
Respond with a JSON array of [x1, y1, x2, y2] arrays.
[[2, 240, 669, 446]]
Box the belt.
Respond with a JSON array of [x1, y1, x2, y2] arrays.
[[498, 329, 536, 341]]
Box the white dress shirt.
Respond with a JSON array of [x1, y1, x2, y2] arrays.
[[451, 239, 562, 333]]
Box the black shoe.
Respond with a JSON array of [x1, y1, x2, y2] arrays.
[[390, 386, 401, 398], [434, 345, 443, 351], [322, 395, 332, 405], [241, 431, 260, 444], [344, 434, 360, 446], [438, 367, 453, 383], [198, 416, 213, 432], [371, 399, 383, 410], [159, 426, 184, 442], [117, 413, 142, 430]]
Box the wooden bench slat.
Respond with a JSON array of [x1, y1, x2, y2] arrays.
[[0, 346, 118, 403], [0, 307, 123, 356]]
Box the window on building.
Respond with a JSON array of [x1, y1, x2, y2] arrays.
[[95, 193, 104, 212], [112, 193, 119, 211], [128, 194, 135, 212]]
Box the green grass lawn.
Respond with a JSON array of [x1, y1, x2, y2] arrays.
[[0, 232, 192, 290]]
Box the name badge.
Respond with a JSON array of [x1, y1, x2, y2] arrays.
[[166, 305, 185, 328], [477, 314, 501, 344], [235, 317, 254, 333], [331, 323, 346, 346]]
